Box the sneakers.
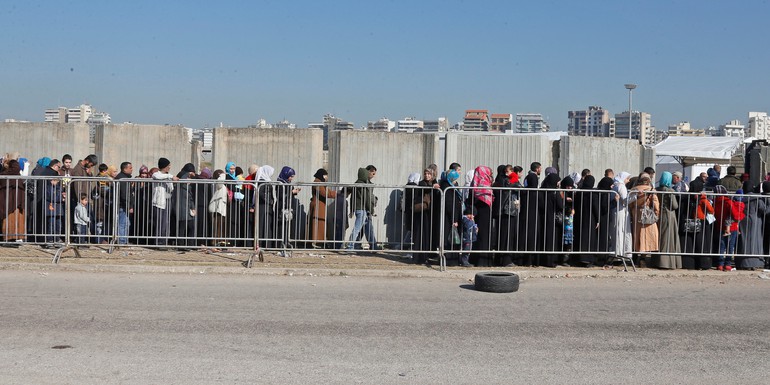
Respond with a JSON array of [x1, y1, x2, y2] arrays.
[[724, 265, 733, 272], [717, 265, 724, 271]]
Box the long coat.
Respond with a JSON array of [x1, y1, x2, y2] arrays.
[[654, 186, 681, 269], [0, 169, 25, 225], [309, 178, 337, 242], [629, 184, 660, 253], [737, 194, 766, 268]]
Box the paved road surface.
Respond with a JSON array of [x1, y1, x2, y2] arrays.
[[1, 271, 768, 384]]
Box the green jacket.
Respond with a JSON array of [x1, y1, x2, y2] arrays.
[[351, 168, 376, 213], [718, 175, 742, 192]]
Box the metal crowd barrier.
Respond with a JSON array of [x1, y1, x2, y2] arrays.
[[2, 174, 769, 272]]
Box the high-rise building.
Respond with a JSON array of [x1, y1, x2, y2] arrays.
[[718, 120, 745, 138], [87, 111, 111, 125], [463, 110, 489, 131], [489, 113, 512, 132], [66, 104, 93, 123], [515, 113, 549, 133], [614, 110, 653, 144], [568, 106, 612, 137], [44, 107, 67, 123], [747, 112, 770, 140], [366, 118, 395, 131]]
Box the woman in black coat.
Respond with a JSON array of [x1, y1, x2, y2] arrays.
[[572, 175, 601, 267], [518, 172, 542, 266], [492, 165, 520, 266], [439, 170, 463, 266], [596, 176, 617, 264], [539, 173, 564, 267]]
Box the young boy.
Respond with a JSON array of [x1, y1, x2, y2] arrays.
[[74, 193, 91, 244], [460, 206, 478, 268]]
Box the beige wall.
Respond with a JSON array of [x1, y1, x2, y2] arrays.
[[95, 123, 194, 172], [0, 122, 91, 165]]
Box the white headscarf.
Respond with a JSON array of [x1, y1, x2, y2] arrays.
[[614, 171, 631, 185], [407, 172, 420, 184], [256, 165, 274, 182]]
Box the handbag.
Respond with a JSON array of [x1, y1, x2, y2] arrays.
[[684, 218, 701, 233], [449, 226, 461, 245], [502, 195, 520, 216], [639, 197, 658, 225]]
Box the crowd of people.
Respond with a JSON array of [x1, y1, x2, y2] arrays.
[[1, 151, 769, 271]]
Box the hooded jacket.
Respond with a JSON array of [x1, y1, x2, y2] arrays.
[[351, 168, 375, 213]]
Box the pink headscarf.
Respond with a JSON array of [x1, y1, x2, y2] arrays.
[[472, 166, 494, 207]]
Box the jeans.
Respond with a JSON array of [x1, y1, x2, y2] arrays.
[[117, 208, 130, 245], [46, 216, 62, 243], [718, 232, 738, 266], [76, 224, 88, 244], [154, 207, 170, 246], [346, 210, 377, 250]]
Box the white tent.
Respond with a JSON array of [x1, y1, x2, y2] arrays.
[[653, 136, 743, 166]]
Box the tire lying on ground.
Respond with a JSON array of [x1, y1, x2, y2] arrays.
[[474, 272, 520, 293]]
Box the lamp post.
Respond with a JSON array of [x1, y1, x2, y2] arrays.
[[624, 84, 637, 140]]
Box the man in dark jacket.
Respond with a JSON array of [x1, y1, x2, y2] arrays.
[[345, 166, 378, 251], [114, 162, 133, 244]]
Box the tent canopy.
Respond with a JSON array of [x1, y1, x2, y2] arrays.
[[653, 136, 742, 166]]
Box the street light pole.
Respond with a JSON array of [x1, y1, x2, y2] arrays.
[[624, 84, 637, 140]]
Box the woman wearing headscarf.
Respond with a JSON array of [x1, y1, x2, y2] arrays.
[[401, 172, 421, 257], [629, 175, 659, 267], [132, 165, 154, 244], [415, 167, 438, 265], [596, 176, 617, 265], [309, 168, 336, 247], [254, 165, 275, 248], [275, 166, 299, 252], [517, 171, 542, 266], [492, 165, 519, 267], [653, 172, 681, 269], [470, 165, 494, 267], [681, 177, 716, 269], [173, 163, 197, 249], [612, 172, 633, 265], [736, 183, 765, 270], [0, 160, 26, 243], [438, 169, 463, 266], [762, 182, 770, 261], [571, 175, 600, 267], [539, 172, 564, 267], [462, 170, 475, 205], [208, 169, 229, 250], [192, 167, 213, 246]]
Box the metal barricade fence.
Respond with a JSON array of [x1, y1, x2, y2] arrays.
[[4, 174, 767, 272], [441, 186, 629, 271], [624, 187, 770, 270]]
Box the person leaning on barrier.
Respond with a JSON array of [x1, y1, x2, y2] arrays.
[[252, 165, 275, 248], [275, 166, 300, 252], [173, 163, 197, 250], [308, 168, 336, 248], [152, 158, 179, 249], [437, 169, 463, 266], [735, 182, 765, 270], [401, 172, 421, 257], [654, 172, 681, 269], [346, 166, 378, 251], [540, 172, 565, 268], [208, 169, 229, 250]]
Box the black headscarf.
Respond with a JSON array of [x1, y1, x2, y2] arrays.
[[597, 176, 614, 191], [494, 165, 508, 186], [560, 176, 575, 189], [581, 175, 596, 189], [762, 181, 770, 195], [313, 168, 328, 180], [541, 173, 561, 189], [177, 163, 196, 178]]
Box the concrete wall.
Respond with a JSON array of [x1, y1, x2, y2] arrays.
[[95, 123, 194, 172], [212, 127, 324, 181], [559, 136, 646, 176], [0, 122, 91, 165], [446, 132, 556, 176]]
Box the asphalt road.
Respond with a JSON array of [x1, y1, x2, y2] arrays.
[[1, 271, 768, 384]]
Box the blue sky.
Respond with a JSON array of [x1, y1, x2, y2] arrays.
[[2, 0, 769, 131]]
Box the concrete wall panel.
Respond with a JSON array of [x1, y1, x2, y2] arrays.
[[0, 122, 91, 165], [446, 133, 555, 176], [96, 124, 193, 172], [559, 136, 645, 176]]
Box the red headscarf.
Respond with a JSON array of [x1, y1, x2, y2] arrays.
[[509, 171, 520, 185], [472, 166, 494, 207]]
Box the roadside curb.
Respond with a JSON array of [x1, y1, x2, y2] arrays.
[[1, 261, 766, 281]]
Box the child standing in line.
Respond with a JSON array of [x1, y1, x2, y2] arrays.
[[44, 178, 65, 245], [460, 206, 478, 268], [74, 193, 91, 244]]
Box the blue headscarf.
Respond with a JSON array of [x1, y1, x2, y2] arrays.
[[37, 157, 51, 168], [225, 161, 237, 180], [659, 171, 672, 188], [18, 158, 27, 171], [278, 166, 295, 183]]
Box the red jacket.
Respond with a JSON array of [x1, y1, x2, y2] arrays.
[[714, 196, 745, 232]]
